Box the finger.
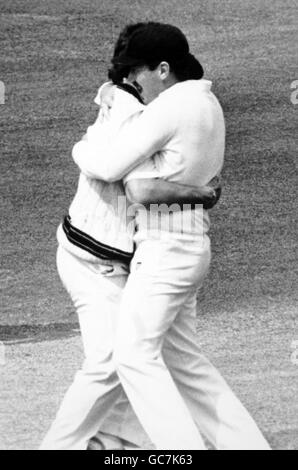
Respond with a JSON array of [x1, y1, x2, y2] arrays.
[[101, 104, 110, 120], [208, 175, 222, 190], [204, 186, 216, 199]]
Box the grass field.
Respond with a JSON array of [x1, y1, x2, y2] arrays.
[[0, 0, 298, 450]]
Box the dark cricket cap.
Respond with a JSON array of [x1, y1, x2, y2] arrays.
[[112, 23, 191, 68]]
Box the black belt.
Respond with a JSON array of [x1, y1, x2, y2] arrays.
[[62, 216, 134, 264]]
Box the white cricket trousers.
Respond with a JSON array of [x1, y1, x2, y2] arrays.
[[41, 242, 270, 450], [113, 237, 270, 450]]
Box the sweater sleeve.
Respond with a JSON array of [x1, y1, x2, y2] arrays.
[[123, 157, 159, 184], [94, 82, 113, 106], [72, 96, 174, 183]]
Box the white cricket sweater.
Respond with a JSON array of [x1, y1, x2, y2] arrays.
[[73, 80, 225, 245], [57, 84, 145, 263]]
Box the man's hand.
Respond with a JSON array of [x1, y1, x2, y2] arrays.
[[99, 82, 116, 121], [197, 176, 222, 210]]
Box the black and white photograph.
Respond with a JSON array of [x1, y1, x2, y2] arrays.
[[0, 0, 297, 452]]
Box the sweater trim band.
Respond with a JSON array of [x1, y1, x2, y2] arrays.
[[62, 215, 133, 264]]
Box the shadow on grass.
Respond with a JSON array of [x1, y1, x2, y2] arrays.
[[0, 323, 80, 345]]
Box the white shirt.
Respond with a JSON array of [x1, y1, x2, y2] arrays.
[[73, 80, 225, 186], [72, 80, 225, 243]]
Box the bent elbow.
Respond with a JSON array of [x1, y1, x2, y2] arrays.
[[72, 141, 83, 164]]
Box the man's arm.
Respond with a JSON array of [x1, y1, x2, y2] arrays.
[[72, 96, 173, 183], [125, 178, 222, 210]]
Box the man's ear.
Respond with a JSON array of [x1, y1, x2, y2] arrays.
[[158, 61, 170, 81]]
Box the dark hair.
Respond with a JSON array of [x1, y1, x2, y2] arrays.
[[146, 53, 204, 82], [112, 22, 204, 83], [108, 23, 146, 84]]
